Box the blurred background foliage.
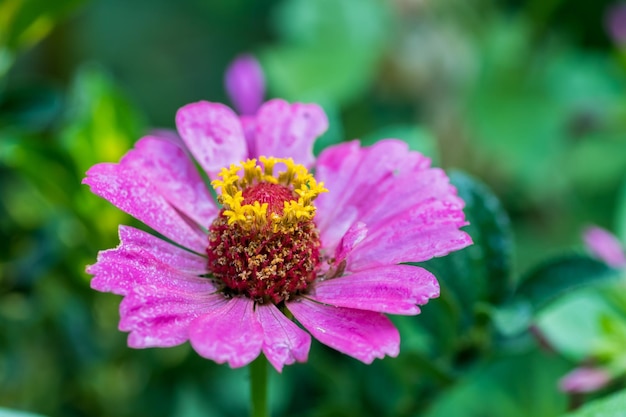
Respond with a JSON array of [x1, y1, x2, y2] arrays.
[[1, 0, 626, 416]]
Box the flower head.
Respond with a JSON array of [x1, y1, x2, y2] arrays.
[[606, 2, 626, 46], [83, 98, 472, 371], [559, 366, 612, 394], [583, 226, 626, 268]]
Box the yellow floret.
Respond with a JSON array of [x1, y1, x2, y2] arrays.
[[212, 156, 327, 231]]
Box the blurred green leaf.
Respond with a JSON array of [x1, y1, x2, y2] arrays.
[[494, 255, 621, 336], [172, 381, 220, 417], [515, 255, 621, 311], [467, 19, 626, 201], [0, 82, 63, 132], [61, 64, 145, 176], [615, 176, 626, 244], [391, 315, 434, 356], [423, 349, 569, 417], [0, 408, 49, 417], [536, 289, 621, 361], [565, 137, 626, 193], [559, 389, 626, 417], [361, 124, 440, 165], [261, 0, 391, 105], [0, 0, 85, 77]]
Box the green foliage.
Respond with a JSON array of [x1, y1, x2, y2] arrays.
[[424, 349, 570, 417], [260, 0, 391, 106], [0, 409, 49, 417], [466, 18, 626, 203], [537, 285, 626, 377], [494, 256, 622, 336], [559, 389, 626, 417], [0, 0, 85, 77], [616, 177, 626, 244], [516, 256, 620, 311], [61, 64, 145, 176]]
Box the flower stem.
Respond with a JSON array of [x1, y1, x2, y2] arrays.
[[250, 355, 269, 417]]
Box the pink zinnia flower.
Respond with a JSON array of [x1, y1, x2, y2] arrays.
[[83, 99, 472, 372], [583, 226, 626, 268], [559, 366, 612, 394], [606, 2, 626, 46]]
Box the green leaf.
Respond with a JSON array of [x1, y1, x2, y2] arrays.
[[466, 20, 626, 201], [60, 64, 145, 176], [0, 0, 85, 77], [536, 289, 621, 361], [494, 255, 621, 336], [615, 175, 626, 245], [423, 349, 569, 417], [0, 82, 63, 132], [560, 389, 626, 417], [0, 408, 49, 417], [516, 255, 621, 311], [261, 0, 391, 105], [564, 138, 626, 193]]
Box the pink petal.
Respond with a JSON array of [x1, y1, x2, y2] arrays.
[[314, 141, 364, 249], [88, 232, 214, 296], [559, 366, 611, 393], [310, 265, 439, 315], [225, 54, 265, 116], [253, 99, 328, 167], [347, 199, 472, 270], [287, 299, 400, 363], [583, 226, 626, 268], [119, 284, 223, 348], [315, 139, 435, 251], [83, 163, 207, 253], [189, 297, 263, 368], [357, 168, 465, 232], [240, 115, 258, 159], [256, 303, 311, 372], [176, 101, 248, 178], [116, 226, 207, 274], [334, 222, 368, 264], [122, 136, 219, 227]]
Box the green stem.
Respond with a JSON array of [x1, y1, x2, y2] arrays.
[[250, 355, 269, 417]]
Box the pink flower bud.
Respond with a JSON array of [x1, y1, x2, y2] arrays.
[[583, 226, 626, 268], [559, 366, 611, 394], [224, 54, 265, 116]]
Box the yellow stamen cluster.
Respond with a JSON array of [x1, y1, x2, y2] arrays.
[[210, 157, 328, 232]]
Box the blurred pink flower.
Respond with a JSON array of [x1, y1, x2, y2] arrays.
[[83, 99, 472, 371], [559, 366, 611, 394], [583, 226, 626, 268], [606, 2, 626, 45], [225, 54, 265, 116]]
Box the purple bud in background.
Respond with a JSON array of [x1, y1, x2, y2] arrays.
[[225, 54, 265, 116], [583, 226, 626, 268], [559, 366, 611, 394], [605, 2, 626, 46]]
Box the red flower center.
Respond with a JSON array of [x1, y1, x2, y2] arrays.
[[206, 158, 326, 304]]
